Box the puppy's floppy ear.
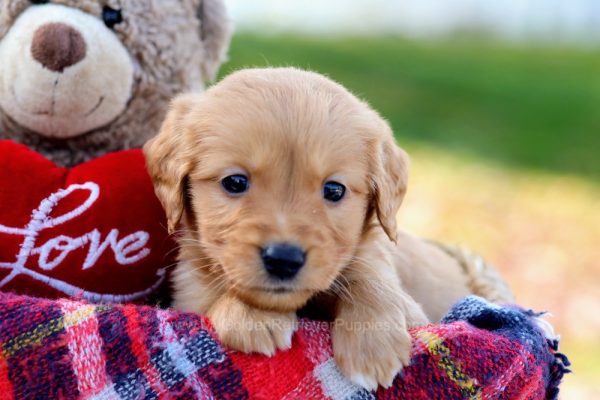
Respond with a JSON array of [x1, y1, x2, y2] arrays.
[[196, 0, 232, 81], [369, 125, 410, 243], [144, 94, 199, 234]]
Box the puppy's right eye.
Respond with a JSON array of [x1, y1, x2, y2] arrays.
[[221, 174, 249, 195], [323, 181, 346, 202]]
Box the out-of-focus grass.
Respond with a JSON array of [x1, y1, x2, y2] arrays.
[[221, 33, 600, 398], [221, 34, 600, 178]]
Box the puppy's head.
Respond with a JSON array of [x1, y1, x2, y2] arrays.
[[145, 68, 408, 312]]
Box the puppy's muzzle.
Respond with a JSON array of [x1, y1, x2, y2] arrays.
[[260, 243, 306, 280]]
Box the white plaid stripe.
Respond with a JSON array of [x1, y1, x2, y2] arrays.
[[59, 301, 115, 399], [156, 311, 214, 399], [314, 359, 372, 400]]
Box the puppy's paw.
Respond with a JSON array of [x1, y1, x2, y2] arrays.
[[208, 296, 297, 356], [332, 314, 413, 391], [404, 304, 429, 329]]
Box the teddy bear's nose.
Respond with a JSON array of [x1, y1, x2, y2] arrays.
[[31, 23, 86, 73]]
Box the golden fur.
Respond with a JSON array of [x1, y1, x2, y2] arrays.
[[145, 67, 510, 390]]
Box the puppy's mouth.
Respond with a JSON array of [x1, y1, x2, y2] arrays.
[[250, 286, 294, 294], [244, 284, 317, 296]]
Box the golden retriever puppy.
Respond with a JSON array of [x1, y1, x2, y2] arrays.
[[144, 67, 513, 390]]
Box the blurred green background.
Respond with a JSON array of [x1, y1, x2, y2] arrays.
[[221, 35, 599, 178], [219, 33, 600, 398]]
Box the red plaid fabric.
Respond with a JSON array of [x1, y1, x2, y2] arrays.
[[0, 293, 568, 399]]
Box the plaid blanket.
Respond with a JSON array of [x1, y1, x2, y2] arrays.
[[0, 293, 569, 400]]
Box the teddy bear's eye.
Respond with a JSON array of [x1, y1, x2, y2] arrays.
[[102, 6, 123, 29], [30, 0, 50, 4]]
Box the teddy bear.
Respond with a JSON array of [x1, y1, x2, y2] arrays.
[[0, 0, 231, 303], [0, 0, 232, 167]]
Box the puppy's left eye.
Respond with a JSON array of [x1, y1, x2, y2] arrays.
[[323, 181, 346, 202], [221, 174, 249, 196]]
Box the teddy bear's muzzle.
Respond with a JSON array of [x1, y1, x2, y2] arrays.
[[0, 4, 134, 139]]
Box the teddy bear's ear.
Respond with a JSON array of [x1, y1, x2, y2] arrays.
[[197, 0, 232, 81]]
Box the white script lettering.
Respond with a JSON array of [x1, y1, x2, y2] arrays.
[[0, 182, 165, 302]]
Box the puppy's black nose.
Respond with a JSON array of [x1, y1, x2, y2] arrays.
[[261, 243, 306, 280]]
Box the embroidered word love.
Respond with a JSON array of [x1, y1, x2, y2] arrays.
[[0, 182, 164, 302]]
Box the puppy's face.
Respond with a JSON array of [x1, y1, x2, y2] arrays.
[[145, 68, 408, 312]]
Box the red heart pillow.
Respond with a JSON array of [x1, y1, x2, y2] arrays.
[[0, 140, 176, 303]]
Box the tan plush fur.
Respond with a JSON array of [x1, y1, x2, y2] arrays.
[[145, 67, 513, 391], [0, 0, 231, 166]]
